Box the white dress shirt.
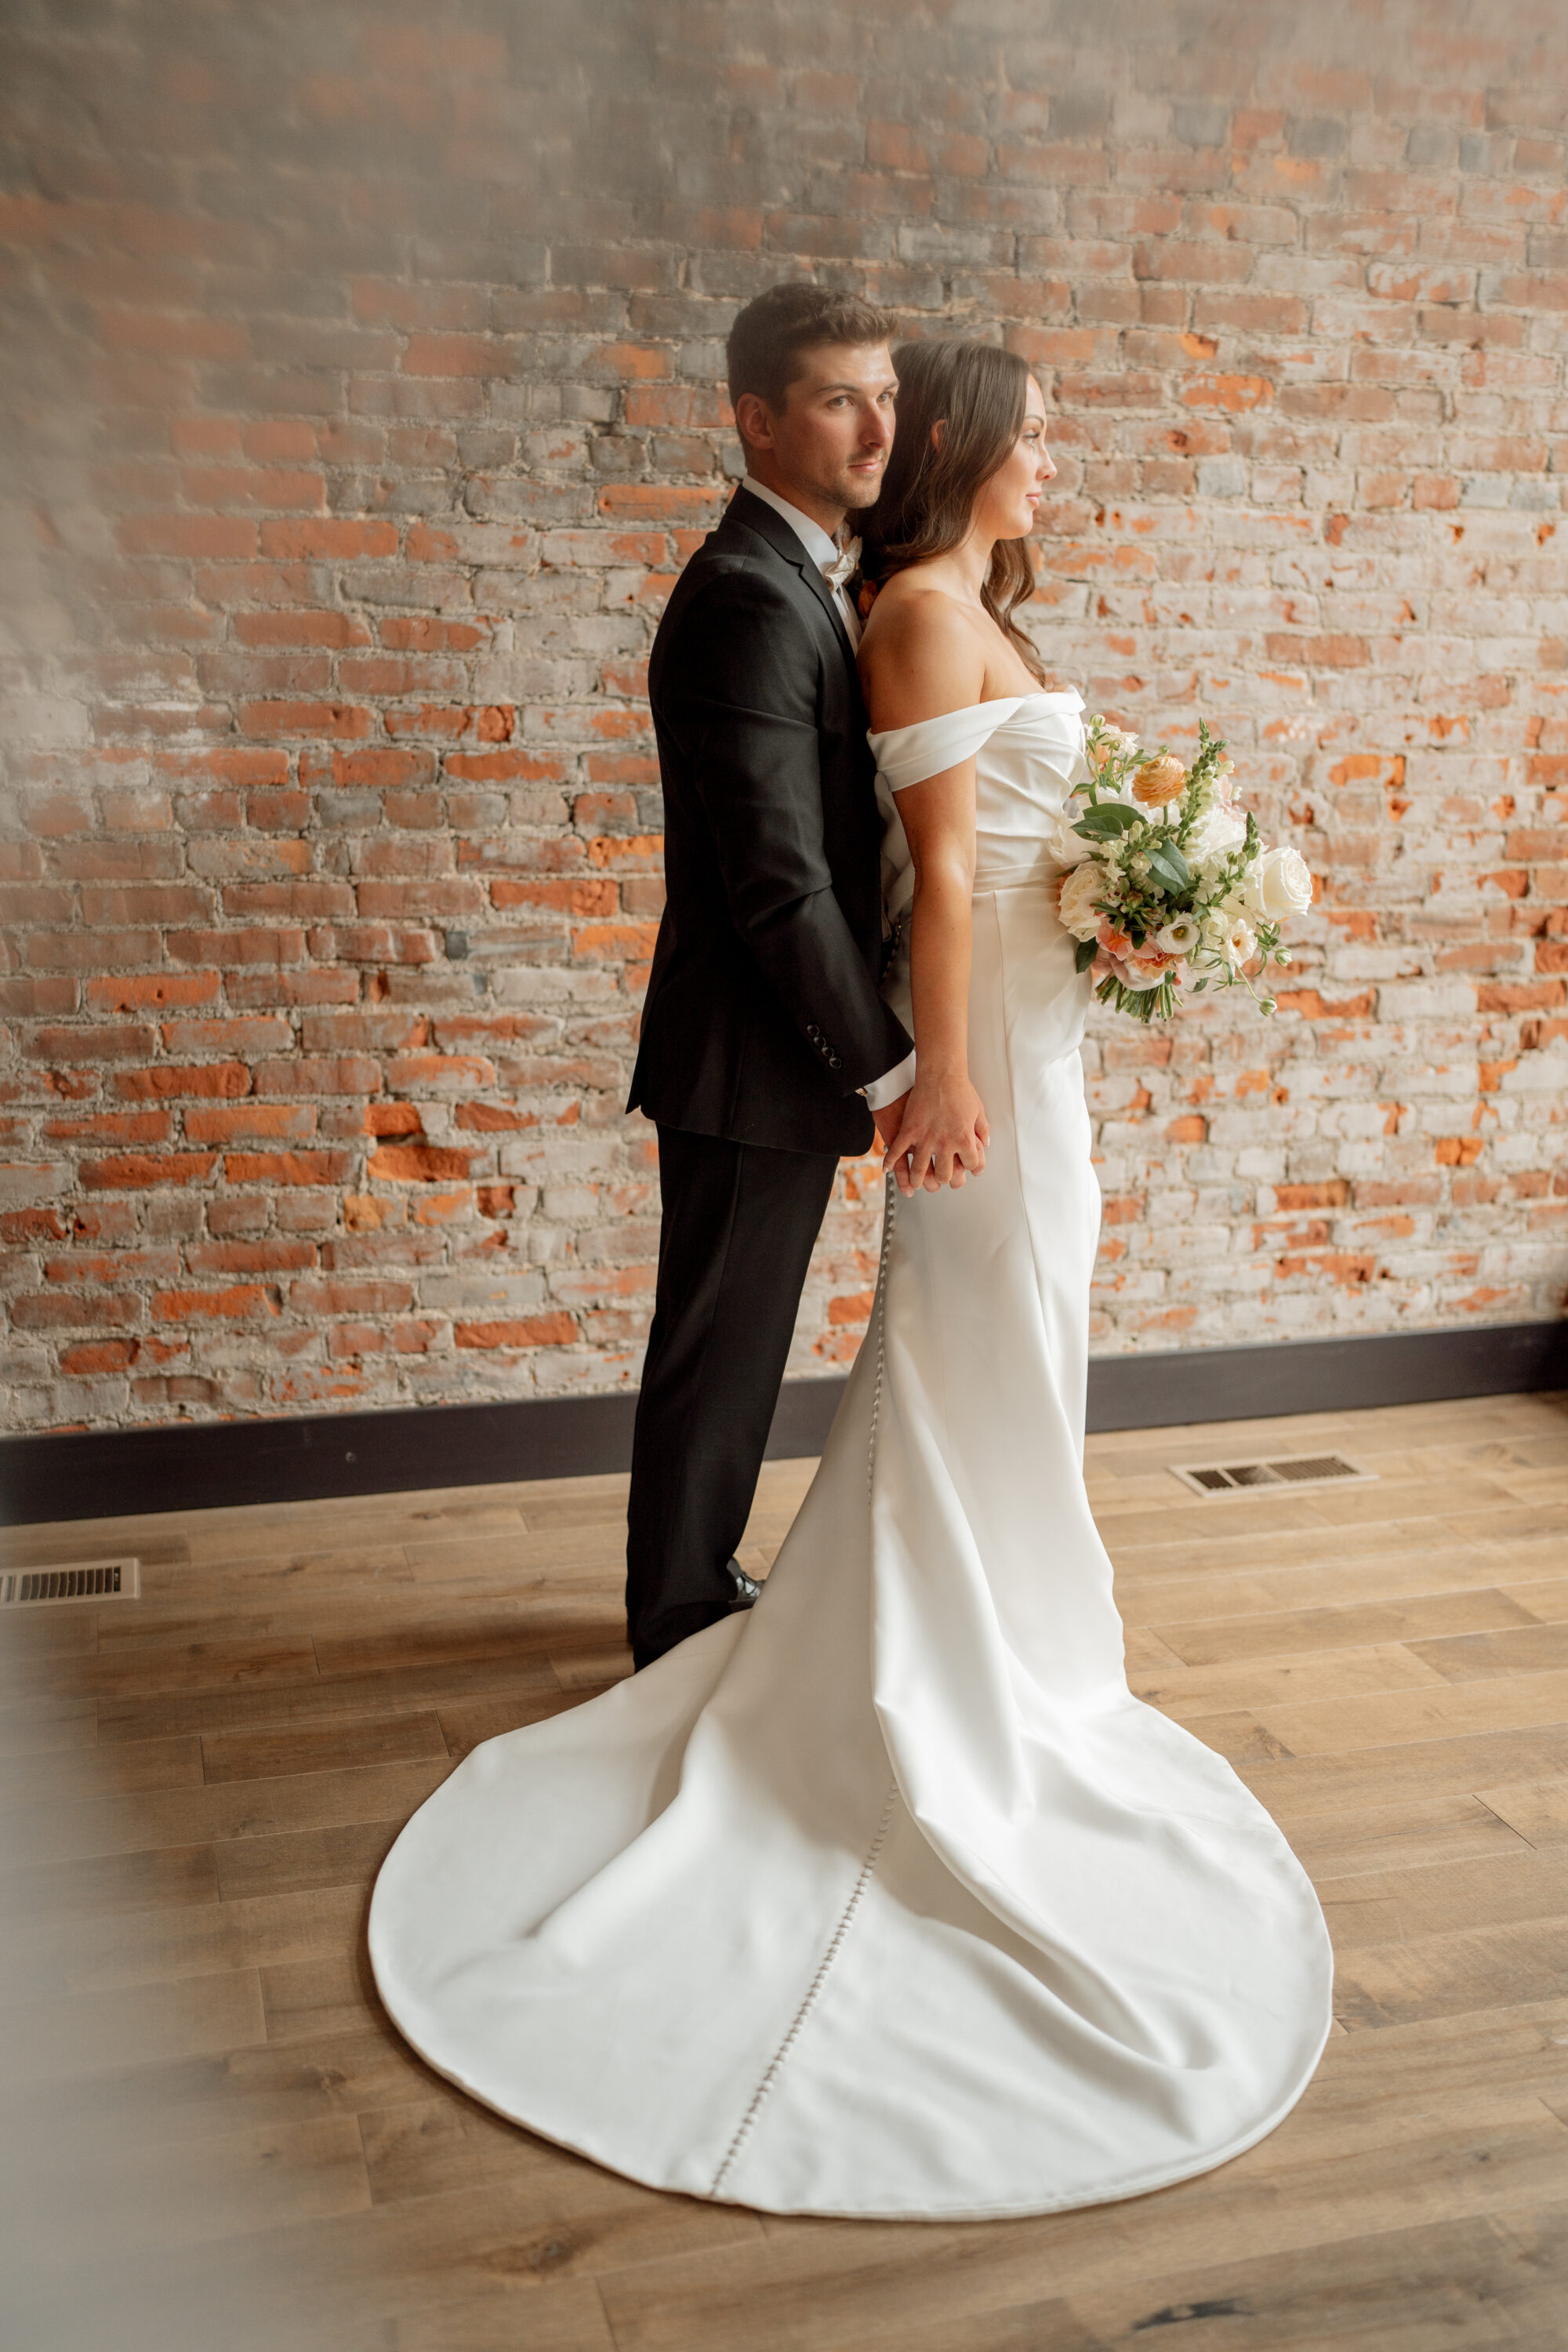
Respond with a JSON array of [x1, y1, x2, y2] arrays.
[[739, 476, 916, 1116]]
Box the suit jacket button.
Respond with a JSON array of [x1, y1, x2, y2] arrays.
[[829, 1054, 842, 1070], [807, 1025, 822, 1041]]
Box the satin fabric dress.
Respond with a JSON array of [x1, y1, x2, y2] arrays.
[[368, 691, 1334, 2221]]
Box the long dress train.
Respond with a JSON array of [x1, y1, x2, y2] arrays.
[[368, 691, 1334, 2220]]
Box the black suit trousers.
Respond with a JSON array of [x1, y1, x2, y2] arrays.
[[625, 1126, 839, 1670]]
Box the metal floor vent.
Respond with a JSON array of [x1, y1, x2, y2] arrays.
[[1170, 1454, 1376, 1498], [0, 1557, 140, 1608]]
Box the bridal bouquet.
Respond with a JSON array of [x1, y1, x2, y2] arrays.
[[1051, 716, 1314, 1023]]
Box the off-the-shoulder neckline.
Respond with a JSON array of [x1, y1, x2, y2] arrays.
[[869, 689, 1083, 739]]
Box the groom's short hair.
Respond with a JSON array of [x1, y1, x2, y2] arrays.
[[727, 283, 895, 438]]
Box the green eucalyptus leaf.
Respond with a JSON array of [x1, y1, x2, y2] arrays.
[[1142, 842, 1192, 892], [1074, 935, 1098, 971], [1074, 801, 1144, 840]]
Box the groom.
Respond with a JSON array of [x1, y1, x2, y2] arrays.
[[624, 284, 915, 1669]]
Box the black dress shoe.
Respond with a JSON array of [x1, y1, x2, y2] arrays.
[[724, 1557, 761, 1611]]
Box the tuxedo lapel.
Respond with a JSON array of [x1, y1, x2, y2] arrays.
[[726, 486, 858, 671]]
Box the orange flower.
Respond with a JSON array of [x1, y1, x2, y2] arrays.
[[1132, 753, 1187, 807]]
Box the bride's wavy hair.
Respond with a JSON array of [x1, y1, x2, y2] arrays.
[[862, 339, 1045, 683]]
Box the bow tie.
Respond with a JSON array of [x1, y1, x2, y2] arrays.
[[820, 537, 861, 592]]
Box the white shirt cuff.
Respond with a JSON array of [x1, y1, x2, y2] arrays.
[[862, 1050, 916, 1112]]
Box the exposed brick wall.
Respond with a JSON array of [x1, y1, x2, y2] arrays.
[[2, 0, 1566, 1436]]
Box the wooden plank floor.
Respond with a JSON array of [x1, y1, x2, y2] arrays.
[[3, 1392, 1568, 2350]]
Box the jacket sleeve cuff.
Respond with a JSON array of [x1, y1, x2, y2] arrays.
[[861, 1050, 916, 1113]]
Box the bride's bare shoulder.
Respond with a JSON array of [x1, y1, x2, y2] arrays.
[[858, 572, 986, 728]]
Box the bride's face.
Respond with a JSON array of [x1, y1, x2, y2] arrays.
[[973, 378, 1054, 542]]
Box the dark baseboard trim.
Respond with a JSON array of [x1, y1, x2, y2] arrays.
[[2, 1319, 1563, 1529]]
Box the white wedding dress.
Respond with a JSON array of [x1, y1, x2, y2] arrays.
[[370, 691, 1334, 2220]]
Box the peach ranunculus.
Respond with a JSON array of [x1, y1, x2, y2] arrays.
[[1097, 921, 1135, 959], [1132, 753, 1188, 808]]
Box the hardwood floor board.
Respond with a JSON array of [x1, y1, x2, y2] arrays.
[[1253, 1669, 1568, 1761], [1144, 1588, 1541, 1668], [1061, 2207, 1530, 2351], [0, 1882, 365, 2002], [1301, 1994, 1568, 2117], [136, 2169, 765, 2339], [402, 1526, 630, 1581], [387, 2280, 619, 2351], [0, 1526, 190, 1571], [1286, 1793, 1535, 1883], [0, 1607, 103, 1662], [1410, 1624, 1568, 1685], [1443, 1501, 1568, 1551], [0, 1730, 203, 1811], [1240, 1725, 1568, 1820], [6, 1756, 451, 1866], [437, 1688, 594, 1759], [156, 1550, 422, 1602], [1121, 1624, 1186, 1673], [1316, 1834, 1568, 1941], [1502, 1575, 1568, 1625], [1476, 1780, 1568, 1854], [552, 1643, 634, 1693], [359, 2091, 602, 2208], [0, 1693, 97, 1757], [124, 2114, 374, 2247], [6, 1391, 1560, 2338], [1334, 1919, 1568, 2028], [6, 1633, 320, 1705], [4, 1964, 267, 2080], [215, 1815, 419, 1904], [596, 2116, 1568, 2350], [1172, 1711, 1295, 1764], [261, 1950, 390, 2045], [1113, 1549, 1510, 1628], [95, 1649, 561, 1744], [311, 1607, 575, 1679], [0, 1838, 220, 1920], [24, 2021, 443, 2148], [1486, 2199, 1568, 2348], [1134, 1642, 1447, 1719], [1087, 1494, 1337, 1547], [201, 1709, 449, 1785]]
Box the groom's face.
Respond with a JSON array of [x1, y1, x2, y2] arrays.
[[742, 342, 898, 519]]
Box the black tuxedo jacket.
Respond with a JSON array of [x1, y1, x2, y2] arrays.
[[628, 486, 913, 1157]]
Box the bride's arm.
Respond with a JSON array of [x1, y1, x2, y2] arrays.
[[860, 595, 989, 1197]]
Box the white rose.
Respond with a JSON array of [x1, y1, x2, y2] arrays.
[[1057, 862, 1106, 942], [1185, 804, 1247, 862], [1241, 844, 1314, 921], [1041, 810, 1093, 868]]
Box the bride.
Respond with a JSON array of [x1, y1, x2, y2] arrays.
[[369, 338, 1333, 2221]]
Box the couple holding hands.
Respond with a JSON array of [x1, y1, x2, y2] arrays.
[[371, 284, 1332, 2223]]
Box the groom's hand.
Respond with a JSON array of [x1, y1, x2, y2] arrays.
[[879, 1078, 989, 1197]]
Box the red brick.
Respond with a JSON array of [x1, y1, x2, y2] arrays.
[[114, 1062, 251, 1099], [223, 1151, 354, 1185], [79, 1153, 218, 1189], [256, 518, 398, 560], [185, 1104, 318, 1142], [85, 971, 220, 1012], [367, 1142, 474, 1182], [151, 1285, 280, 1321], [454, 1313, 577, 1348], [42, 1109, 171, 1145]]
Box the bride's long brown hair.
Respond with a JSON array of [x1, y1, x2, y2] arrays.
[[861, 338, 1046, 683]]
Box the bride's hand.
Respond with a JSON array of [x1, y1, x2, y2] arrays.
[[880, 1072, 989, 1196]]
